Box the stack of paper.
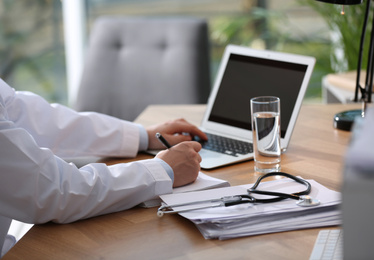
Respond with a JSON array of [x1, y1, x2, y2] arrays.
[[140, 172, 230, 208], [159, 177, 341, 240]]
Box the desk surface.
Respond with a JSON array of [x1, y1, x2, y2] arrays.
[[4, 103, 359, 260]]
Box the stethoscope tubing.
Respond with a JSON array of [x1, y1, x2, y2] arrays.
[[247, 172, 311, 203], [157, 172, 316, 216]]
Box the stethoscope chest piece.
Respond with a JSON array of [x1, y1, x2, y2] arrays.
[[296, 195, 320, 207]]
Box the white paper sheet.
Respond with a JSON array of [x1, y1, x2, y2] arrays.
[[159, 177, 341, 239], [140, 172, 230, 207]]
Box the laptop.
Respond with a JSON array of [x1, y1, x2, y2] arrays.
[[196, 44, 315, 169]]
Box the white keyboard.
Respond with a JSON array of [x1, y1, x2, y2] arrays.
[[309, 229, 343, 260]]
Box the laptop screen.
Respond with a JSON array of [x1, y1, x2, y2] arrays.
[[208, 53, 308, 137]]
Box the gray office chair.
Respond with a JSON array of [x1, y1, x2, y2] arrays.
[[74, 16, 211, 121]]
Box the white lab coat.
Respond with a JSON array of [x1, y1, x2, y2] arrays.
[[0, 79, 172, 256]]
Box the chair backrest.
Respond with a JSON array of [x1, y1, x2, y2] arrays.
[[74, 16, 211, 121]]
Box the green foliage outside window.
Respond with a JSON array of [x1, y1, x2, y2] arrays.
[[208, 5, 333, 101], [299, 0, 370, 72], [0, 0, 66, 104], [3, 0, 363, 103]]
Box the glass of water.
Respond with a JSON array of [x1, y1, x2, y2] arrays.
[[250, 96, 281, 174]]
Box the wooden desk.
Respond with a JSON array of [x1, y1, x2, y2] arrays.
[[4, 103, 360, 260]]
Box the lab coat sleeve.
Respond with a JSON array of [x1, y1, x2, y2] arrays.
[[6, 88, 140, 158], [0, 121, 172, 224], [0, 80, 173, 224]]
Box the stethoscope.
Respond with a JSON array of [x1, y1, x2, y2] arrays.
[[157, 172, 320, 217]]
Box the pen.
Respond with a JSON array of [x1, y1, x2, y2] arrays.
[[155, 132, 172, 149]]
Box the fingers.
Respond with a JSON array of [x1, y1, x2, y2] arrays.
[[168, 119, 206, 137], [186, 140, 202, 152], [146, 118, 207, 150], [167, 133, 194, 144], [173, 141, 202, 162], [163, 118, 207, 142]]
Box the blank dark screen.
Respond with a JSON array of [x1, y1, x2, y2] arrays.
[[208, 54, 308, 137]]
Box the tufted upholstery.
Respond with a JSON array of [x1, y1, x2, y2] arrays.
[[74, 16, 211, 121]]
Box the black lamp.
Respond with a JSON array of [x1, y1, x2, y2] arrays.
[[316, 0, 362, 4], [316, 0, 373, 131]]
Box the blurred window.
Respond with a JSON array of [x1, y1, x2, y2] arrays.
[[1, 0, 333, 104], [0, 0, 67, 104]]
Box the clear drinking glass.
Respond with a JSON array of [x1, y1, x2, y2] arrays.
[[250, 96, 281, 173]]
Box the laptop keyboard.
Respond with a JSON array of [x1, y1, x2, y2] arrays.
[[194, 132, 253, 157]]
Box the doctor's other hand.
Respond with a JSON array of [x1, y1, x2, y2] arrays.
[[155, 141, 202, 187], [146, 118, 207, 150]]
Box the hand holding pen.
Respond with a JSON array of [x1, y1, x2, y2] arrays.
[[154, 137, 203, 187], [144, 119, 205, 187]]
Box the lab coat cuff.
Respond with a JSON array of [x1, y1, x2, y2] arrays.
[[137, 125, 148, 151], [154, 158, 174, 183], [142, 159, 173, 195]]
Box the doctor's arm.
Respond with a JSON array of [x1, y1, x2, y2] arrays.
[[8, 90, 207, 159], [0, 120, 172, 224], [7, 90, 140, 158]]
